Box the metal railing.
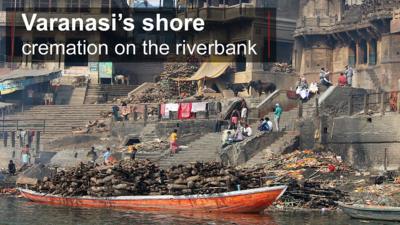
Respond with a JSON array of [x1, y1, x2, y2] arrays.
[[0, 119, 46, 133], [348, 91, 399, 116]]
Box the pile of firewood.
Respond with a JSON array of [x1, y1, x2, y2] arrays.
[[32, 161, 268, 197], [119, 56, 200, 104], [35, 160, 167, 197]]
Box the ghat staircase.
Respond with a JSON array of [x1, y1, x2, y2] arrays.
[[156, 132, 221, 168], [84, 84, 138, 104], [4, 104, 113, 148]]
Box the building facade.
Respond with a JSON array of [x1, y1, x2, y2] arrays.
[[294, 0, 400, 91]]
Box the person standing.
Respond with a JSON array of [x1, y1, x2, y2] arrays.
[[128, 145, 138, 160], [103, 147, 112, 164], [21, 144, 30, 165], [338, 73, 347, 87], [274, 104, 282, 131], [230, 109, 240, 129], [112, 105, 121, 121], [169, 129, 179, 155], [241, 105, 248, 123], [121, 102, 129, 121], [3, 131, 8, 147], [345, 65, 353, 87], [8, 160, 16, 175], [87, 146, 98, 163]]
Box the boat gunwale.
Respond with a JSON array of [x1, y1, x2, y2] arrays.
[[339, 203, 400, 212], [18, 185, 287, 201]]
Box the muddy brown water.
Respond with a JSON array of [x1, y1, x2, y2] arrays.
[[0, 197, 398, 225]]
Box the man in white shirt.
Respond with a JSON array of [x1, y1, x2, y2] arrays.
[[243, 124, 252, 137], [241, 106, 248, 123], [266, 117, 273, 132]]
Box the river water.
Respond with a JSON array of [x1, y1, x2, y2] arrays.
[[0, 197, 398, 225]]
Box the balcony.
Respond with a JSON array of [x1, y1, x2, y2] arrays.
[[178, 3, 264, 22]]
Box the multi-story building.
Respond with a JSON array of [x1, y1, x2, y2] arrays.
[[176, 0, 299, 90], [293, 0, 400, 91]]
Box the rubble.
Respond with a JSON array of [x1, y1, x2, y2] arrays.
[[350, 184, 400, 207], [245, 150, 359, 209]]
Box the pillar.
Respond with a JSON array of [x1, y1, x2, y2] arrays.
[[54, 34, 65, 70]]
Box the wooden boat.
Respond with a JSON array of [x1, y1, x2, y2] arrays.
[[19, 185, 287, 213], [339, 203, 400, 222]]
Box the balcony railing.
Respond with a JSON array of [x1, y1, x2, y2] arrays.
[[178, 3, 262, 21]]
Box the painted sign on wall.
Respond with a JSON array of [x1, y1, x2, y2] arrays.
[[99, 62, 113, 79]]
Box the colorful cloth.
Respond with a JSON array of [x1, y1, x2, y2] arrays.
[[231, 116, 239, 124], [338, 75, 347, 86], [178, 103, 192, 119]]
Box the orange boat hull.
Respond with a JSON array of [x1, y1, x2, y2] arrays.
[[19, 186, 286, 213]]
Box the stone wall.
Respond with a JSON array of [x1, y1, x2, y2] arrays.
[[318, 86, 369, 117], [111, 120, 218, 140], [220, 132, 284, 166], [326, 114, 400, 171]]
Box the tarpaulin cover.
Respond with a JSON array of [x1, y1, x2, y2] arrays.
[[173, 56, 233, 81]]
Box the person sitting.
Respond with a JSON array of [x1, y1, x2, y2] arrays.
[[222, 130, 234, 147], [338, 73, 347, 87], [266, 117, 273, 132], [243, 124, 253, 137], [234, 128, 244, 142], [320, 68, 332, 87], [258, 118, 269, 132]]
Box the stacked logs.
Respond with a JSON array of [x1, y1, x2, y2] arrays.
[[33, 161, 267, 197]]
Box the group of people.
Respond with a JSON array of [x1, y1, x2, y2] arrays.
[[229, 100, 248, 130], [320, 65, 354, 88], [295, 77, 319, 100], [258, 103, 283, 132], [338, 65, 354, 87], [296, 65, 354, 100], [87, 146, 114, 164], [221, 123, 253, 147], [112, 102, 131, 121]]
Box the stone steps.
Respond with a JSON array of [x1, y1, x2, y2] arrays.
[[157, 133, 221, 168], [3, 104, 114, 145], [84, 84, 138, 104], [68, 87, 86, 105]]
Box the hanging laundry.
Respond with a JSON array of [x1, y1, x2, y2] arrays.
[[191, 102, 207, 112], [165, 103, 180, 119], [178, 103, 192, 119], [160, 104, 169, 119]]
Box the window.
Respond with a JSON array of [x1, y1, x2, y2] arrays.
[[348, 42, 356, 66], [358, 40, 367, 64], [33, 0, 57, 12], [2, 0, 25, 11], [369, 39, 377, 65]]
